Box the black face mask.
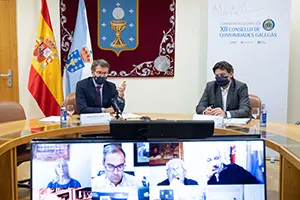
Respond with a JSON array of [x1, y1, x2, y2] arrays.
[[215, 76, 229, 87], [94, 76, 106, 85]]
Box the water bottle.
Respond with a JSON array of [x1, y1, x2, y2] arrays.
[[60, 102, 67, 127], [260, 103, 267, 127]]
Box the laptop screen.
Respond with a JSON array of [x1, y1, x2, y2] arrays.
[[31, 138, 266, 200]]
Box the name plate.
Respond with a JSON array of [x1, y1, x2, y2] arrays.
[[192, 114, 224, 128], [80, 113, 111, 125]]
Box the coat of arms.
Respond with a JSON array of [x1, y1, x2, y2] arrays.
[[65, 47, 92, 73], [33, 36, 58, 68], [98, 0, 139, 56]]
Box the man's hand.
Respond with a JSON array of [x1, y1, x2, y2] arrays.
[[211, 107, 225, 117], [117, 81, 126, 98], [104, 107, 115, 114], [204, 106, 213, 115]]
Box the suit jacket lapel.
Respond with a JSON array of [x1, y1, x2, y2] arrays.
[[102, 82, 107, 106], [215, 85, 223, 108], [89, 78, 99, 106], [226, 80, 235, 110]]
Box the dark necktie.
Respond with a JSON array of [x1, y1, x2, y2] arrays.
[[96, 86, 101, 106]]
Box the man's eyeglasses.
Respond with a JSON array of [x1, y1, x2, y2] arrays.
[[215, 74, 228, 78], [94, 71, 109, 76], [168, 167, 184, 174], [207, 156, 220, 162], [105, 163, 125, 172]]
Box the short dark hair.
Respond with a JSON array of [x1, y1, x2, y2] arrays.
[[91, 59, 110, 72], [212, 61, 234, 74], [103, 144, 126, 163]]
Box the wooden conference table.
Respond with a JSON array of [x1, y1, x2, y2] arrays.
[[0, 113, 300, 200]]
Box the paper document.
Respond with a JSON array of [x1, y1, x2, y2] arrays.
[[224, 118, 251, 125], [121, 112, 142, 119], [192, 114, 223, 127], [38, 116, 61, 123], [80, 113, 111, 125]]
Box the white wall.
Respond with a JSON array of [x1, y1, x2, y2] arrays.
[[17, 0, 61, 118], [288, 0, 300, 123], [17, 0, 300, 123]]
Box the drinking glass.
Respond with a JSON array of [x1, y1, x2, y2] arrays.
[[67, 105, 74, 125], [252, 107, 260, 119]]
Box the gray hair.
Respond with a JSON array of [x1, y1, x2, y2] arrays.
[[103, 144, 126, 163], [166, 159, 186, 171], [91, 59, 110, 72]]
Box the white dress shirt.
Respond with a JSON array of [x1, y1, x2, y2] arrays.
[[92, 173, 140, 189], [220, 81, 232, 118]]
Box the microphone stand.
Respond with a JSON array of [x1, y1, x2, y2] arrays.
[[115, 111, 121, 120], [111, 97, 123, 120]]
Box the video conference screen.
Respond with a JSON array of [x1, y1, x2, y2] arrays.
[[31, 139, 266, 200]]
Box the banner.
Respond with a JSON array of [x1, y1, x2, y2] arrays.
[[28, 0, 63, 116], [60, 0, 176, 77], [63, 0, 93, 97], [207, 0, 291, 122]]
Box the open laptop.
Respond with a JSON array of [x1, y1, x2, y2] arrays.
[[31, 137, 266, 200]]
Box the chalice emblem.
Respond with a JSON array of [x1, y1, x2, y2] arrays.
[[110, 7, 127, 48]]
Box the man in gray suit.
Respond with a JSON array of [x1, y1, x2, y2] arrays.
[[196, 61, 250, 118]]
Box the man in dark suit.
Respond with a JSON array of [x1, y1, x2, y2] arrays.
[[76, 59, 126, 114], [206, 148, 261, 185], [157, 159, 198, 186], [196, 61, 250, 118]]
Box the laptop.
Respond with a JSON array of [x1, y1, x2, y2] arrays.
[[31, 137, 266, 200]]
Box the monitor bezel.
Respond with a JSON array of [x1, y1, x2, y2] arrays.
[[30, 136, 266, 200]]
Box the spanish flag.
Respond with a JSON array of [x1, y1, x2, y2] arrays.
[[28, 0, 63, 116]]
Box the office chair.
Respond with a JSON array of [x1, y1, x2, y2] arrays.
[[65, 92, 78, 114], [0, 101, 30, 188], [249, 94, 262, 119], [0, 101, 26, 123]]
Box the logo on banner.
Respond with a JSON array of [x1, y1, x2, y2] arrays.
[[262, 19, 275, 31], [65, 47, 92, 73], [98, 0, 139, 56], [33, 36, 58, 69]]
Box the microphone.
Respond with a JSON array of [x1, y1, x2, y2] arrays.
[[111, 98, 122, 115]]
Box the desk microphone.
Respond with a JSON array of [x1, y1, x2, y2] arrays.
[[111, 98, 122, 115]]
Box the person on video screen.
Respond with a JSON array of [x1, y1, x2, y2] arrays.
[[206, 148, 261, 185], [92, 144, 140, 188], [47, 158, 81, 189], [157, 159, 198, 186]]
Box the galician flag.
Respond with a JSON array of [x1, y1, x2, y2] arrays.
[[64, 0, 93, 97]]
